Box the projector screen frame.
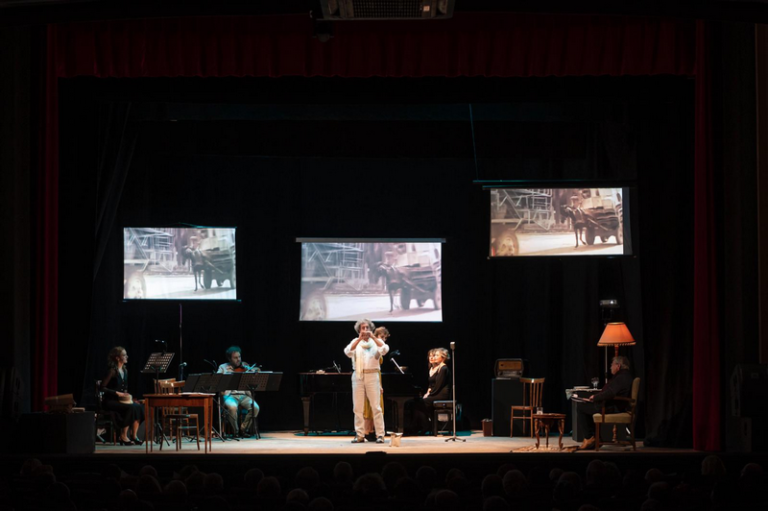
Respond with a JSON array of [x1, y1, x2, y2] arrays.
[[485, 181, 636, 259], [297, 238, 445, 322], [122, 225, 239, 301]]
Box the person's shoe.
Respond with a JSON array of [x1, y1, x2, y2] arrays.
[[579, 436, 596, 450], [132, 437, 143, 445], [351, 437, 365, 443], [376, 436, 385, 444]]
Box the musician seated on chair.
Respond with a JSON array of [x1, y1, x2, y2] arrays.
[[575, 356, 633, 450], [100, 346, 145, 446], [217, 345, 259, 438], [409, 347, 452, 435]]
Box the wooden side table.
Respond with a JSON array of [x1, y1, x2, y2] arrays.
[[533, 412, 566, 449]]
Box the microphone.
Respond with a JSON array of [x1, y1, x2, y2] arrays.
[[204, 359, 217, 370], [390, 350, 401, 357], [333, 361, 341, 373], [179, 362, 188, 368], [450, 342, 455, 350]]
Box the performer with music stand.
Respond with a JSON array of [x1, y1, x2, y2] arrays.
[[141, 351, 175, 446]]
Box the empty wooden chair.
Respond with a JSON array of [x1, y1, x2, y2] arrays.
[[510, 377, 545, 438], [159, 380, 200, 451]]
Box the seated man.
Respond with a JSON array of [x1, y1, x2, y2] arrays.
[[217, 346, 259, 437], [575, 355, 633, 450]]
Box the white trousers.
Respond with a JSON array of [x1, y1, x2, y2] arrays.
[[352, 371, 385, 438]]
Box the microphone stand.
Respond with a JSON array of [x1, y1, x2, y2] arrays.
[[445, 343, 465, 442]]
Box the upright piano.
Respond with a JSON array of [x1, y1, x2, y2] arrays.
[[298, 372, 422, 435]]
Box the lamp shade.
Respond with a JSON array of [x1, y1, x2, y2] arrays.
[[597, 322, 636, 347]]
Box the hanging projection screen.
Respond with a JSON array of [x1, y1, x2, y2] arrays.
[[298, 239, 443, 322], [123, 227, 237, 300], [489, 187, 632, 257]]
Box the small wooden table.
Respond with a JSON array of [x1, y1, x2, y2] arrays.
[[144, 393, 214, 454], [533, 412, 566, 449]]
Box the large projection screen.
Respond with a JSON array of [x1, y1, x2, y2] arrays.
[[490, 187, 631, 257], [299, 239, 443, 322], [123, 227, 237, 300]]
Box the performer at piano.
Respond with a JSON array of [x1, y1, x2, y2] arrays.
[[574, 356, 633, 450], [362, 326, 389, 441], [217, 345, 259, 438], [344, 319, 389, 443], [100, 346, 145, 446]]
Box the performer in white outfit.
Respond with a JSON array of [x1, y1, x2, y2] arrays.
[[344, 318, 389, 443]]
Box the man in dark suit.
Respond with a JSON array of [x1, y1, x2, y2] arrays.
[[575, 356, 633, 450]]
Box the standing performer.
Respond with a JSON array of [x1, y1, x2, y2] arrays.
[[217, 346, 259, 438], [100, 346, 145, 446], [362, 326, 389, 441], [344, 319, 389, 443]]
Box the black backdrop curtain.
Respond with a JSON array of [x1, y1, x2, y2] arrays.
[[41, 13, 720, 449], [59, 76, 691, 445]]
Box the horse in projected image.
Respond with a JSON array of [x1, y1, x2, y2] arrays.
[[559, 204, 588, 248], [378, 263, 406, 313]]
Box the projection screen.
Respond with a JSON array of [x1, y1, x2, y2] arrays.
[[299, 239, 443, 322], [123, 227, 237, 300]]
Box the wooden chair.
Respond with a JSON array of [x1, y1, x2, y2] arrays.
[[593, 377, 640, 451], [159, 380, 200, 451], [153, 378, 176, 394], [510, 377, 545, 437]]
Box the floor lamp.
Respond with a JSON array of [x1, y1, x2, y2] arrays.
[[597, 322, 636, 380]]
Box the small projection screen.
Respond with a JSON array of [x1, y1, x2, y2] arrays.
[[298, 239, 443, 322], [123, 227, 237, 300], [490, 187, 632, 257]]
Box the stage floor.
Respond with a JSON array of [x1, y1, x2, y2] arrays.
[[95, 431, 688, 456]]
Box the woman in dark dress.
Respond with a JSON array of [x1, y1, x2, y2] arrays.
[[101, 346, 145, 445], [423, 347, 451, 406], [410, 347, 452, 434]]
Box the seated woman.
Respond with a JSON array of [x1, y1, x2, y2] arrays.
[[100, 346, 145, 445], [410, 347, 452, 434]]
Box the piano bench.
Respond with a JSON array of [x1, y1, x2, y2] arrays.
[[433, 401, 461, 435]]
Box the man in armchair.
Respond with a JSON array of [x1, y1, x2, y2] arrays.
[[575, 356, 633, 450]]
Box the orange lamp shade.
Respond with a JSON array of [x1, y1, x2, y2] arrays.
[[597, 322, 636, 348]]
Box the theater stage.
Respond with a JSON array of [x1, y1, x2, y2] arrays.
[[94, 431, 682, 456]]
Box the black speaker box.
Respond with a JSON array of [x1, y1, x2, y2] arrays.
[[491, 379, 523, 436], [19, 412, 95, 454]]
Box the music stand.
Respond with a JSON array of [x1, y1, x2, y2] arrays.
[[185, 373, 233, 442], [238, 372, 283, 438], [141, 352, 175, 446]]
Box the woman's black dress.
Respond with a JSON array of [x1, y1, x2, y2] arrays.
[[101, 367, 145, 428], [409, 365, 452, 434], [424, 364, 451, 406]]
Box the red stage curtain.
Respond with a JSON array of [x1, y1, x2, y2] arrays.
[[692, 20, 720, 451], [49, 14, 695, 78], [39, 13, 718, 450]]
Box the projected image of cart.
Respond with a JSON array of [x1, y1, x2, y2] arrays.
[[299, 241, 442, 322], [489, 188, 629, 257], [123, 227, 237, 300]]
